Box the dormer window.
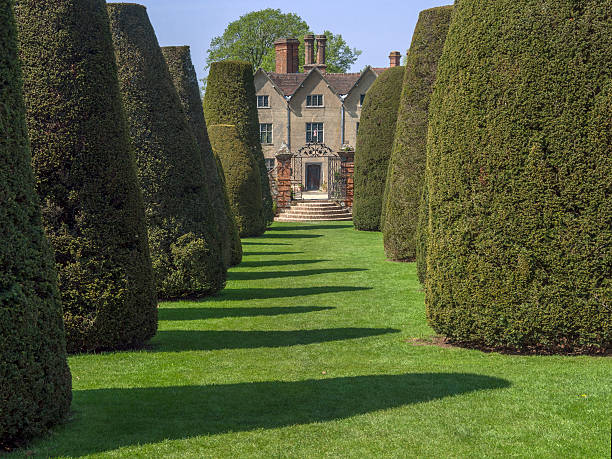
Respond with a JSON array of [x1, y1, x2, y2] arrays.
[[306, 94, 323, 107], [257, 95, 269, 108]]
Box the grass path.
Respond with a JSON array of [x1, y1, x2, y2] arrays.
[[17, 222, 611, 458]]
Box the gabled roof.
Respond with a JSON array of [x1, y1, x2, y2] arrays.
[[259, 65, 385, 99]]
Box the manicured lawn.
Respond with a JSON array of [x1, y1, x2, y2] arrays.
[[14, 222, 611, 458]]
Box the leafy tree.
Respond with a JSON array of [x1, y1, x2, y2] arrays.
[[205, 9, 361, 75], [321, 30, 362, 73], [206, 9, 308, 71]]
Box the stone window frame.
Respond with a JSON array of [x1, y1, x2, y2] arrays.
[[359, 94, 366, 106], [306, 94, 324, 107], [260, 123, 273, 144], [265, 158, 275, 171], [257, 95, 270, 108], [306, 122, 324, 143]]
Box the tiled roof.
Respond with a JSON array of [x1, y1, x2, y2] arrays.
[[372, 67, 387, 75], [324, 73, 362, 95], [266, 73, 307, 96], [267, 68, 385, 97]]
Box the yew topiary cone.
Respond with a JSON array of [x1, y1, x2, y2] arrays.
[[15, 0, 157, 353], [208, 124, 266, 237], [108, 3, 226, 298], [382, 6, 452, 263], [1, 0, 71, 448], [162, 46, 242, 267], [203, 60, 273, 229], [353, 65, 405, 231], [425, 0, 611, 353]]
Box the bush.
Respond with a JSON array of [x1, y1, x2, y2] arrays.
[[353, 66, 405, 231], [208, 124, 266, 237], [0, 0, 71, 448], [162, 46, 242, 267], [108, 3, 226, 298], [425, 0, 611, 353], [15, 0, 157, 353], [214, 154, 244, 265], [203, 60, 273, 228], [382, 6, 453, 262]]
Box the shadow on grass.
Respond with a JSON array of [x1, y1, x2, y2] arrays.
[[242, 251, 304, 256], [228, 268, 366, 281], [237, 259, 330, 268], [204, 285, 371, 301], [258, 233, 323, 239], [159, 306, 334, 321], [40, 373, 510, 457], [268, 224, 353, 231], [241, 242, 291, 246], [148, 328, 399, 352]]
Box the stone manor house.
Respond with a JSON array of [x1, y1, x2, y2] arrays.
[[255, 34, 400, 194]]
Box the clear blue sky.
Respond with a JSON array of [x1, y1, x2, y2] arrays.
[[107, 0, 452, 82]]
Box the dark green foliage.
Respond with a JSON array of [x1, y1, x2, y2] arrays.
[[382, 6, 452, 262], [15, 0, 157, 353], [203, 60, 274, 228], [426, 0, 611, 353], [108, 4, 226, 298], [0, 0, 71, 447], [214, 155, 244, 265], [208, 125, 265, 237], [162, 46, 242, 267], [353, 66, 405, 231], [415, 184, 429, 284]]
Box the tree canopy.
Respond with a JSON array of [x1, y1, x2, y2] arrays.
[[206, 9, 361, 74]]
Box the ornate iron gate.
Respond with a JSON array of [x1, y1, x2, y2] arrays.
[[290, 143, 345, 201]]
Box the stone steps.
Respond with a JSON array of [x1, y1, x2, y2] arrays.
[[275, 200, 352, 222]]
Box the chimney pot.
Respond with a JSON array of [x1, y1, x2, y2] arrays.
[[389, 51, 401, 67], [274, 38, 300, 73], [315, 34, 327, 73]]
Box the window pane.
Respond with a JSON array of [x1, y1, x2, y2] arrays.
[[260, 123, 272, 144], [360, 94, 365, 105]]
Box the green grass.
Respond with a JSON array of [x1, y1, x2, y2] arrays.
[[13, 222, 611, 458]]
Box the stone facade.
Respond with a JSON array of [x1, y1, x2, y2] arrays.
[[254, 35, 398, 195]]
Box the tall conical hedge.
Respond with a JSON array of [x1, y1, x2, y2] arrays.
[[15, 0, 157, 353], [108, 3, 226, 298], [353, 65, 405, 231], [214, 155, 244, 265], [426, 0, 611, 353], [382, 6, 453, 262], [161, 46, 242, 267], [0, 1, 71, 447], [203, 60, 273, 230], [208, 125, 266, 237]]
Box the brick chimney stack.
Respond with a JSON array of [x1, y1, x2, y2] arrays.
[[315, 34, 327, 73], [389, 51, 401, 67], [304, 34, 315, 70], [274, 38, 299, 73]]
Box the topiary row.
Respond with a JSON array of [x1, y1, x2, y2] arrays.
[[208, 124, 266, 237], [162, 45, 242, 267], [1, 0, 71, 447], [108, 3, 226, 299], [203, 60, 273, 232], [15, 0, 157, 353], [353, 65, 405, 231], [382, 6, 452, 264], [425, 0, 611, 353]]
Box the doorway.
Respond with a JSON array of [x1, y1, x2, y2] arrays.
[[305, 164, 322, 191]]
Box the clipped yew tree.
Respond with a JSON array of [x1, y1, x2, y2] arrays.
[[382, 6, 453, 263], [162, 46, 242, 267], [208, 124, 266, 237], [0, 1, 71, 447], [203, 60, 273, 229], [353, 65, 405, 231], [426, 0, 611, 353], [108, 3, 226, 298], [15, 0, 157, 353], [215, 156, 244, 265]]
